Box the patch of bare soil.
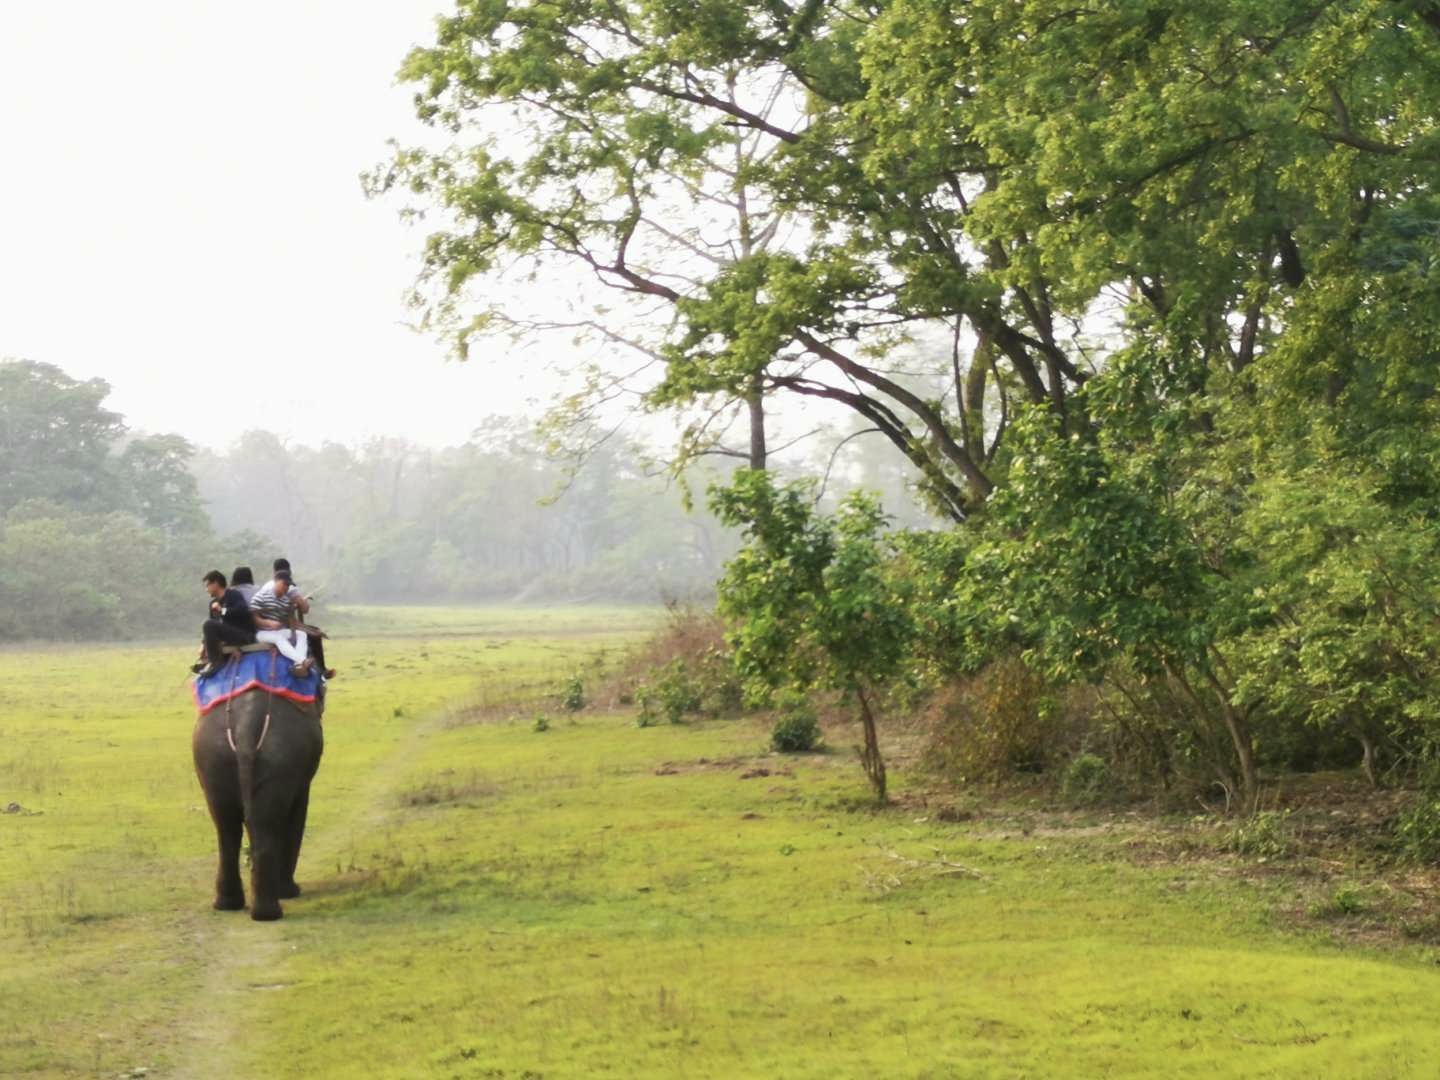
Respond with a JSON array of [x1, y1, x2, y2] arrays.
[[650, 756, 803, 780]]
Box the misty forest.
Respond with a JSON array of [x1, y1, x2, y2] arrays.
[[4, 2, 1440, 1077]]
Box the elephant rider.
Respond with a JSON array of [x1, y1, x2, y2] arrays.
[[272, 557, 335, 681], [230, 565, 258, 604], [250, 568, 311, 676], [194, 570, 256, 678]]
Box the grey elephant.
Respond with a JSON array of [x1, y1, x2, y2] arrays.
[[192, 687, 323, 920]]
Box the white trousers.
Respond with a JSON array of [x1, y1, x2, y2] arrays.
[[255, 628, 309, 664]]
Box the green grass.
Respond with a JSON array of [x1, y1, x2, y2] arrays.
[[2, 606, 1439, 1078]]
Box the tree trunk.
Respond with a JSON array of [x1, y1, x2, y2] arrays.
[[1355, 726, 1379, 788], [747, 376, 767, 471], [855, 682, 887, 802], [1168, 660, 1257, 812], [1200, 666, 1258, 811]]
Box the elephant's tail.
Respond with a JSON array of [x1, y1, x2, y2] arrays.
[[236, 736, 260, 828], [231, 704, 271, 828]]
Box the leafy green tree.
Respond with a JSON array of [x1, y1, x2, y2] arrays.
[[712, 470, 914, 799], [119, 434, 207, 536], [846, 0, 1440, 801], [0, 360, 126, 515], [1228, 466, 1440, 786], [373, 0, 1088, 519], [0, 360, 255, 641]]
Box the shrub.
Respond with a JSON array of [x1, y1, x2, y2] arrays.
[[771, 694, 822, 753], [694, 648, 745, 715], [612, 603, 744, 718], [558, 673, 585, 712], [1223, 809, 1294, 859], [1396, 796, 1440, 864], [1309, 884, 1367, 919], [635, 658, 703, 725], [922, 657, 1058, 782], [713, 473, 912, 802], [1061, 752, 1113, 805], [531, 713, 550, 733]]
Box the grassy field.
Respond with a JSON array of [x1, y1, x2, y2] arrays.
[[2, 606, 1439, 1078]]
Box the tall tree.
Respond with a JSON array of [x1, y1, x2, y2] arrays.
[[0, 360, 127, 515], [119, 434, 207, 536], [373, 1, 1036, 519]]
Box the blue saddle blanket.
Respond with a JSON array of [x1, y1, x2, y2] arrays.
[[193, 649, 319, 715]]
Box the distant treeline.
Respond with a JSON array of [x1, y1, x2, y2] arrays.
[[0, 361, 267, 640], [190, 421, 741, 605], [0, 360, 758, 640]]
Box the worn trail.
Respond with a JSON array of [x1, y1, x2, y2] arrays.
[[166, 705, 439, 1078]]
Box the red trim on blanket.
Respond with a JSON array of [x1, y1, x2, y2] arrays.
[[193, 678, 317, 716]]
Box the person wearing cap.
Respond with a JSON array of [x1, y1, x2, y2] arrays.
[[250, 567, 310, 674], [272, 556, 335, 680]]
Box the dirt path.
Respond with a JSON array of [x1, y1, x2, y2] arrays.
[[166, 709, 440, 1079]]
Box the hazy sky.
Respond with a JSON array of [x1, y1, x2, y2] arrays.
[[0, 2, 562, 450]]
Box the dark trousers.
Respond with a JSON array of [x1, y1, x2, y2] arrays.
[[203, 619, 255, 662]]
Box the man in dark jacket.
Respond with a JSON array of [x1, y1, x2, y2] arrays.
[[195, 570, 256, 678]]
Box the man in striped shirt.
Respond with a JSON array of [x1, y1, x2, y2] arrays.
[[250, 568, 310, 674], [273, 557, 335, 681]]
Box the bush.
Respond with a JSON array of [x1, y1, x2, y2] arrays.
[[1396, 796, 1440, 864], [635, 658, 703, 725], [922, 657, 1059, 782], [613, 603, 744, 717], [1061, 752, 1113, 805], [558, 673, 585, 712], [771, 694, 822, 753], [531, 713, 550, 733], [1309, 884, 1367, 919], [1223, 809, 1294, 859]]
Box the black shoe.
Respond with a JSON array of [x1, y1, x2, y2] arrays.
[[197, 663, 224, 679], [291, 660, 314, 678], [190, 661, 207, 674]]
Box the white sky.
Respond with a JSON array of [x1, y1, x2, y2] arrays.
[[0, 1, 566, 450]]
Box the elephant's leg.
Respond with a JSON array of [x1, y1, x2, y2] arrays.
[[246, 806, 288, 922], [279, 781, 311, 900], [211, 807, 246, 911], [200, 774, 246, 911]]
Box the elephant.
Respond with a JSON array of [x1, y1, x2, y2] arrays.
[[192, 687, 323, 920]]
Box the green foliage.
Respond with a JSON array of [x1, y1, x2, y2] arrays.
[[1310, 885, 1369, 920], [1396, 796, 1440, 865], [0, 360, 127, 516], [1224, 811, 1296, 860], [0, 502, 264, 642], [769, 693, 821, 754], [531, 714, 551, 733], [558, 674, 586, 713], [1062, 753, 1114, 807], [192, 422, 739, 606], [374, 1, 1440, 805], [0, 360, 252, 641], [1227, 466, 1440, 760], [619, 604, 746, 725], [0, 361, 208, 533], [922, 659, 1058, 784], [956, 404, 1214, 684], [713, 470, 914, 799], [635, 658, 704, 726]]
